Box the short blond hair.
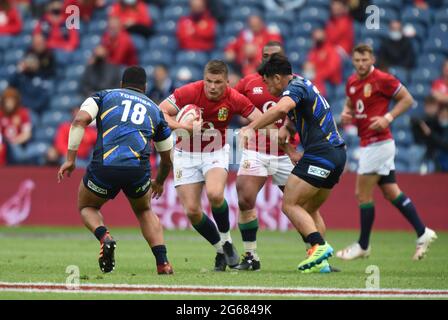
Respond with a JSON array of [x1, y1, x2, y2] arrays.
[[353, 43, 374, 56]]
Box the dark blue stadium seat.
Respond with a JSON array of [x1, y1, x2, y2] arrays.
[[236, 0, 264, 9], [131, 34, 147, 55], [148, 35, 178, 51], [40, 110, 72, 127], [388, 66, 409, 85], [223, 21, 246, 37], [217, 35, 236, 49], [378, 7, 399, 24], [80, 34, 101, 50], [403, 22, 427, 43], [140, 49, 174, 66], [298, 7, 329, 24], [23, 18, 37, 33], [417, 52, 446, 68], [64, 64, 86, 80], [410, 66, 439, 83], [434, 7, 448, 23], [167, 0, 189, 5], [394, 129, 414, 146], [87, 19, 107, 35], [154, 19, 177, 35], [402, 6, 433, 26], [264, 10, 295, 24], [210, 50, 225, 61], [292, 21, 321, 37], [3, 49, 25, 65], [423, 33, 448, 54], [162, 5, 189, 20], [266, 22, 290, 38], [176, 51, 209, 68], [49, 94, 83, 111], [229, 5, 262, 21], [305, 0, 330, 9], [372, 0, 402, 11], [408, 83, 431, 100], [12, 34, 32, 49], [34, 126, 57, 144], [287, 49, 308, 70], [0, 35, 12, 50], [56, 80, 81, 94], [287, 37, 313, 53], [391, 114, 411, 130], [148, 4, 161, 23], [170, 65, 202, 84]]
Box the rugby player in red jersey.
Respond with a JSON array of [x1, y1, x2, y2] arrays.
[[159, 60, 263, 271], [233, 41, 302, 271], [337, 44, 437, 261]]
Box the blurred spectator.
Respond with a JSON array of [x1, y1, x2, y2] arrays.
[[8, 53, 52, 114], [146, 64, 174, 105], [412, 95, 441, 162], [307, 28, 342, 97], [81, 45, 122, 97], [63, 0, 105, 22], [176, 0, 217, 51], [225, 15, 282, 76], [27, 33, 56, 78], [263, 0, 305, 11], [109, 0, 153, 38], [0, 128, 5, 166], [0, 0, 22, 35], [207, 0, 229, 24], [46, 107, 96, 167], [431, 60, 448, 105], [347, 0, 370, 22], [101, 16, 138, 66], [0, 87, 32, 165], [326, 0, 354, 57], [378, 20, 415, 70], [33, 0, 80, 52]]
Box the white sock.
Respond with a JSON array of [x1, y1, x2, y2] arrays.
[[214, 242, 223, 254], [219, 231, 232, 243], [243, 241, 259, 260]]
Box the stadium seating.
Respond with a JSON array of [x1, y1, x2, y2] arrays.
[[0, 0, 446, 172]]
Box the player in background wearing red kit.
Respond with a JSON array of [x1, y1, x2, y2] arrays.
[[159, 60, 263, 271], [233, 42, 302, 270], [337, 44, 437, 261]]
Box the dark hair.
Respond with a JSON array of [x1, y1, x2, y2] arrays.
[[424, 95, 438, 105], [353, 43, 374, 56], [204, 60, 228, 78], [257, 53, 292, 77], [122, 65, 147, 90]]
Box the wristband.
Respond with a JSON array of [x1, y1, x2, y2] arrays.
[[384, 113, 394, 123]]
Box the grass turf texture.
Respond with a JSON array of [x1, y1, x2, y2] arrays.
[[0, 226, 447, 299]]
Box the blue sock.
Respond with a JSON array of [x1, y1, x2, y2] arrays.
[[151, 245, 168, 265], [358, 203, 375, 250], [94, 226, 108, 242], [211, 199, 230, 233], [192, 213, 221, 246], [392, 193, 426, 237]]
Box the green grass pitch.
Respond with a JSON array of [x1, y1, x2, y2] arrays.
[[0, 226, 447, 299]]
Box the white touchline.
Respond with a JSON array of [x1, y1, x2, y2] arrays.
[[0, 282, 448, 298]]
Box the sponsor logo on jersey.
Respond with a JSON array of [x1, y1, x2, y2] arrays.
[[307, 165, 330, 179], [349, 86, 356, 95], [87, 180, 107, 195], [364, 84, 372, 98], [282, 90, 290, 96], [217, 107, 229, 121], [252, 87, 263, 94]]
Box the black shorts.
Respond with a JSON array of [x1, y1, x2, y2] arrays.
[[292, 145, 347, 189], [83, 165, 151, 199]]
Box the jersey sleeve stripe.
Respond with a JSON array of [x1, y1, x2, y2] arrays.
[[392, 84, 402, 97], [102, 125, 118, 138], [103, 145, 119, 160], [167, 97, 180, 112], [138, 130, 147, 145], [128, 146, 141, 159], [148, 115, 155, 134], [100, 105, 119, 120]]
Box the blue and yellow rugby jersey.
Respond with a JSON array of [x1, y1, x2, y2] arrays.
[[90, 88, 171, 168], [283, 75, 345, 153]]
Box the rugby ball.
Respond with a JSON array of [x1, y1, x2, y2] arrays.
[[175, 104, 201, 124]]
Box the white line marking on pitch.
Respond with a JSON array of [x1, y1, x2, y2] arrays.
[[1, 282, 448, 298]]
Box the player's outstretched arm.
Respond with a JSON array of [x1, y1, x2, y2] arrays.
[[151, 136, 174, 199], [341, 97, 354, 125], [368, 86, 414, 131], [57, 109, 94, 182], [247, 96, 295, 131]]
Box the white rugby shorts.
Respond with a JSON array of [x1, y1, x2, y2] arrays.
[[357, 139, 395, 176], [237, 149, 294, 186], [173, 144, 230, 187]]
